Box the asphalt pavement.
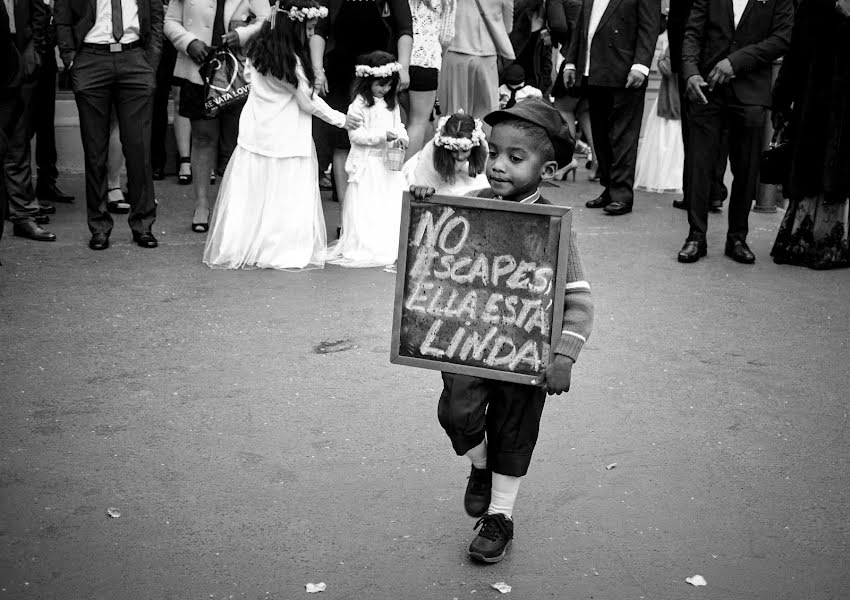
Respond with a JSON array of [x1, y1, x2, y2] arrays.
[[1, 171, 848, 600]]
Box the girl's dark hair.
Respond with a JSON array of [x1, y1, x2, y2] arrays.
[[247, 0, 319, 89], [350, 50, 400, 110], [432, 113, 488, 184]]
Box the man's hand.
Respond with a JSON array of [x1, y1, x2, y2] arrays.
[[686, 75, 709, 104], [221, 31, 240, 47], [397, 66, 410, 92], [531, 354, 574, 395], [343, 112, 363, 130], [409, 185, 436, 201], [22, 43, 42, 78], [187, 39, 210, 64], [563, 67, 576, 88], [707, 58, 734, 90], [625, 69, 646, 88]]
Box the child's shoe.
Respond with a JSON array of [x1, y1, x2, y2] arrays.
[[464, 466, 491, 517], [468, 513, 514, 563]]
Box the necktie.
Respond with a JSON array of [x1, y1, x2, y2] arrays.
[[505, 87, 519, 109], [111, 0, 123, 43]]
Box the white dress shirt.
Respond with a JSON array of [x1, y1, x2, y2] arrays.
[[5, 0, 15, 33], [84, 0, 141, 44], [565, 0, 650, 78], [733, 0, 749, 27]]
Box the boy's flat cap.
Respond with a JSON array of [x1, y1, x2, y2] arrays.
[[484, 99, 576, 168]]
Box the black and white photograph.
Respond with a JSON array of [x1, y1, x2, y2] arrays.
[[1, 0, 848, 596]]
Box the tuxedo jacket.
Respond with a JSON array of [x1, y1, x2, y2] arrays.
[[680, 0, 793, 105], [564, 0, 661, 87], [55, 0, 163, 65], [667, 0, 693, 73], [12, 0, 48, 52]]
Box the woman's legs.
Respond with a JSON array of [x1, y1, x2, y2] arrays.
[[332, 147, 349, 215], [553, 96, 579, 180], [576, 99, 597, 177], [406, 89, 437, 158], [190, 117, 220, 222], [173, 86, 192, 177], [107, 117, 124, 192]]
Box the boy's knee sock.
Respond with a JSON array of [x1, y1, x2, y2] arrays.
[[488, 473, 521, 519], [465, 440, 487, 469]]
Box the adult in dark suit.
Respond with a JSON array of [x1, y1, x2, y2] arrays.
[[563, 0, 661, 215], [1, 0, 21, 247], [677, 0, 792, 263], [667, 0, 726, 212], [4, 0, 55, 241], [55, 0, 163, 250], [34, 1, 75, 206]]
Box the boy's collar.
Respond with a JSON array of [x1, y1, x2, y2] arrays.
[[496, 190, 541, 204]]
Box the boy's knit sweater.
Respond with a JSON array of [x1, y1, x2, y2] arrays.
[[469, 189, 594, 363]]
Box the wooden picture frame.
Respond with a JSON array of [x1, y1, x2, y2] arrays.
[[390, 193, 572, 385]]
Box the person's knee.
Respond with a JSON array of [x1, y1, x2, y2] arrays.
[[192, 121, 219, 146]]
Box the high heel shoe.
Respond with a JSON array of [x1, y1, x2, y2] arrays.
[[191, 208, 210, 233], [553, 159, 578, 182], [177, 157, 192, 185]]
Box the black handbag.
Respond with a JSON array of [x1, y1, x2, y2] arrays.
[[760, 125, 792, 185]]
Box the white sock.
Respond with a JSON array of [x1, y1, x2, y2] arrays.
[[488, 473, 521, 519], [465, 440, 487, 469]]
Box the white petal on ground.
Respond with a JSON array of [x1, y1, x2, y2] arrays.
[[686, 575, 707, 587], [605, 463, 617, 470], [305, 582, 327, 593], [106, 508, 121, 518], [491, 582, 512, 594]]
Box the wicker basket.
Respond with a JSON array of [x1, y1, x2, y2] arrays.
[[386, 146, 406, 171]]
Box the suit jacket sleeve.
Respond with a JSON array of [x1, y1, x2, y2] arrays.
[[634, 0, 661, 69], [680, 0, 707, 80], [771, 0, 804, 113], [29, 0, 49, 55], [666, 0, 689, 73], [146, 0, 164, 67], [727, 0, 792, 75], [563, 0, 584, 63], [54, 0, 75, 65]]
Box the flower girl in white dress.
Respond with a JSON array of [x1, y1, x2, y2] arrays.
[[326, 51, 409, 269], [203, 0, 361, 270]]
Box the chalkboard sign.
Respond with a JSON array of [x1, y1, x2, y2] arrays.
[[391, 193, 572, 385]]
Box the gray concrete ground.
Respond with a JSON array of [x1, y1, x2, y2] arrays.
[[1, 172, 848, 600]]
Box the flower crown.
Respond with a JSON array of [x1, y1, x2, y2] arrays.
[[269, 1, 328, 27], [433, 114, 486, 151], [354, 62, 402, 79]]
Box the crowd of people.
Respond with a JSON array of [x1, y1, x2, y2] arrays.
[[0, 0, 847, 267]]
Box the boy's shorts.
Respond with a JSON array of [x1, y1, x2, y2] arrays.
[[438, 373, 546, 477]]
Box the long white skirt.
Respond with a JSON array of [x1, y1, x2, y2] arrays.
[[635, 97, 685, 194], [325, 156, 406, 268], [203, 145, 326, 271]]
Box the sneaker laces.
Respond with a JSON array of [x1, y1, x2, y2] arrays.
[[473, 514, 510, 542]]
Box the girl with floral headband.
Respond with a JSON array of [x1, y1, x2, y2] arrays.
[[326, 50, 409, 269], [404, 111, 490, 197], [203, 0, 363, 271]]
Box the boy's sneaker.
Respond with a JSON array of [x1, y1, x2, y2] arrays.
[[464, 466, 491, 517], [468, 513, 514, 563]]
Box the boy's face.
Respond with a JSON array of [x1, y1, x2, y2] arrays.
[[486, 122, 558, 200]]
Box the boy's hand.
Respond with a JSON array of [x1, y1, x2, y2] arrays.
[[409, 186, 436, 201], [531, 354, 573, 395]]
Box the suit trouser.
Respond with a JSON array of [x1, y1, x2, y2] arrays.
[[34, 56, 59, 186], [678, 77, 728, 205], [151, 40, 178, 172], [0, 90, 21, 238], [586, 84, 647, 207], [71, 46, 156, 236], [4, 76, 40, 223], [684, 87, 766, 242], [438, 373, 546, 477]]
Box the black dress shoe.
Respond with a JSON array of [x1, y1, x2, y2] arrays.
[[12, 221, 57, 241], [672, 199, 687, 210], [35, 214, 50, 225], [36, 182, 75, 203], [677, 239, 707, 263], [152, 167, 165, 181], [38, 203, 56, 215], [725, 239, 755, 264], [585, 193, 611, 209], [603, 201, 633, 215], [132, 231, 158, 248], [89, 233, 110, 250]]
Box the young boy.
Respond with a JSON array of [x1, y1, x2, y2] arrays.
[[410, 99, 594, 563], [498, 63, 543, 109]]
